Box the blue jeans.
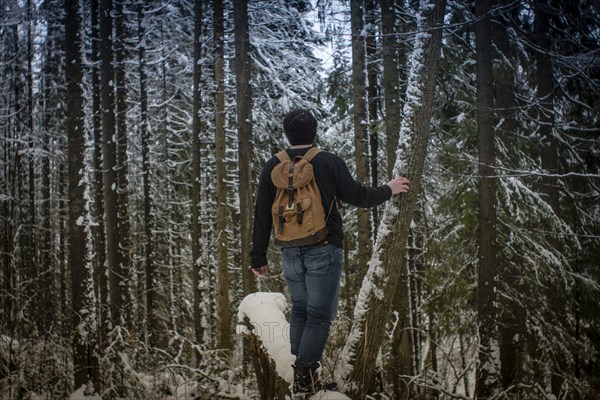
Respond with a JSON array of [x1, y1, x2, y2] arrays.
[[282, 244, 342, 368]]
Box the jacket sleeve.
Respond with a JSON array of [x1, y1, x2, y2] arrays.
[[332, 154, 392, 208], [250, 161, 276, 268]]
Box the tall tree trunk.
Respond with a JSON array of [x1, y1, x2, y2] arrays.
[[41, 1, 62, 335], [492, 7, 523, 390], [339, 1, 446, 397], [365, 0, 379, 230], [214, 0, 232, 353], [90, 0, 110, 348], [136, 1, 156, 347], [114, 0, 132, 331], [382, 0, 403, 179], [475, 0, 502, 397], [25, 0, 40, 333], [191, 0, 204, 365], [100, 0, 121, 327], [234, 0, 256, 379], [535, 1, 559, 215], [350, 0, 373, 283], [90, 0, 109, 342], [234, 0, 255, 296], [534, 1, 564, 396], [65, 0, 99, 389], [380, 4, 418, 393], [2, 0, 20, 348]]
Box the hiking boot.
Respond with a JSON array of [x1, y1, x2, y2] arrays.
[[292, 365, 338, 397]]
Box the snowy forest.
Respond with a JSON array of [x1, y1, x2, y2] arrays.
[[1, 0, 599, 399]]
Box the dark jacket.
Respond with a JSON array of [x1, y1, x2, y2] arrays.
[[250, 147, 392, 268]]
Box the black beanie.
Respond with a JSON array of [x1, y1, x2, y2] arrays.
[[283, 109, 317, 145]]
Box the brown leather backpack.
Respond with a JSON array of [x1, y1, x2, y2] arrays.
[[270, 147, 330, 247]]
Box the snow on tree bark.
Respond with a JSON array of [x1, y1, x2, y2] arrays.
[[65, 0, 99, 390], [338, 0, 446, 396], [191, 0, 204, 364], [114, 0, 133, 331], [214, 0, 232, 353], [350, 0, 373, 283], [234, 0, 256, 296]]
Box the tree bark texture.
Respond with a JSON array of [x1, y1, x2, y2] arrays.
[[65, 0, 99, 389], [100, 0, 122, 327], [22, 0, 38, 336], [191, 0, 205, 364], [534, 2, 565, 396], [350, 0, 373, 283], [41, 2, 63, 334], [136, 2, 156, 347], [90, 0, 109, 341], [241, 317, 290, 400], [475, 0, 502, 397], [382, 0, 402, 180], [535, 0, 560, 215], [492, 7, 524, 390], [214, 0, 232, 353], [114, 0, 132, 331], [234, 0, 256, 296], [365, 0, 379, 231], [340, 1, 446, 397]]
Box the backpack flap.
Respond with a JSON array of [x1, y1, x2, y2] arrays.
[[271, 159, 313, 189]]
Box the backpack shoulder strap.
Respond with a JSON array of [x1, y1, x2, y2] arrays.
[[275, 150, 291, 162], [302, 147, 322, 162]]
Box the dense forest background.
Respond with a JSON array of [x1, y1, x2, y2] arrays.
[[1, 0, 599, 399]]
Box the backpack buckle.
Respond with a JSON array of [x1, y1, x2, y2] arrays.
[[278, 206, 285, 233], [296, 202, 303, 224]]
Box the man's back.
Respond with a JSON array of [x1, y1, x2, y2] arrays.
[[250, 146, 392, 268]]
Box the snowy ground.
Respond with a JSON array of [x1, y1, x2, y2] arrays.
[[69, 385, 102, 400], [238, 292, 350, 400]]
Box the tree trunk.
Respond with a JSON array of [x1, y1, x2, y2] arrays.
[[234, 0, 256, 296], [382, 0, 402, 180], [25, 0, 41, 334], [136, 1, 156, 347], [365, 0, 379, 230], [65, 0, 99, 389], [58, 164, 68, 334], [408, 207, 425, 376], [535, 0, 559, 215], [100, 0, 121, 327], [474, 0, 502, 397], [350, 0, 373, 283], [339, 1, 446, 397], [534, 2, 564, 396], [114, 0, 132, 331], [241, 317, 290, 400], [90, 0, 109, 342], [41, 1, 62, 335], [1, 0, 20, 352], [429, 312, 440, 399], [191, 0, 205, 365], [214, 0, 232, 353], [492, 7, 523, 390]]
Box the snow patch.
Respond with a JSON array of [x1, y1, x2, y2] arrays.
[[237, 293, 351, 399], [238, 292, 294, 383], [69, 385, 101, 400], [309, 391, 351, 399]]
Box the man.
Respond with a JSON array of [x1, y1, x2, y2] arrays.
[[250, 108, 409, 396]]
